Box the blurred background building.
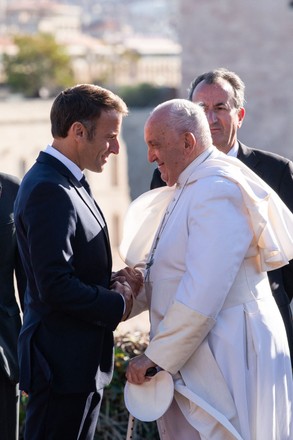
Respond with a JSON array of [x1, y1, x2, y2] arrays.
[[178, 0, 293, 159], [0, 0, 180, 88]]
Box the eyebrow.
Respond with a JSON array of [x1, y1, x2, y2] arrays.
[[198, 101, 230, 108], [147, 139, 159, 147]]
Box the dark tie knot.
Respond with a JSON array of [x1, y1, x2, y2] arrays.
[[80, 175, 92, 197]]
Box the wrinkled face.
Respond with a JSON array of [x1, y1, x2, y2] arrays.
[[191, 79, 245, 154], [145, 113, 188, 186], [78, 109, 122, 173]]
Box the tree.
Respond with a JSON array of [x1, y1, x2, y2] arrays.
[[3, 33, 74, 98]]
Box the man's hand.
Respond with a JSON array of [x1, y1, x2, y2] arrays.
[[111, 280, 133, 321], [126, 353, 157, 385], [112, 267, 143, 298]]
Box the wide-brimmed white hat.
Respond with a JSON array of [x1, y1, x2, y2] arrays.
[[124, 370, 174, 422]]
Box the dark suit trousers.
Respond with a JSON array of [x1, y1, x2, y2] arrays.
[[0, 371, 19, 440], [24, 359, 102, 440]]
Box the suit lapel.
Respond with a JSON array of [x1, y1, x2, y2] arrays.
[[72, 180, 112, 267], [72, 178, 110, 237], [37, 152, 112, 262], [237, 142, 259, 171]]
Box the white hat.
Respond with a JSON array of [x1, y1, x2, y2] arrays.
[[124, 370, 174, 422]]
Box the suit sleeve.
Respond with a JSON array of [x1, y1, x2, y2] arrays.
[[282, 260, 293, 301], [278, 161, 293, 301], [15, 244, 26, 311], [278, 161, 293, 212]]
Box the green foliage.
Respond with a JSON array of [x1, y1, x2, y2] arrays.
[[117, 83, 177, 108], [19, 331, 160, 440], [19, 393, 28, 440], [3, 33, 74, 97]]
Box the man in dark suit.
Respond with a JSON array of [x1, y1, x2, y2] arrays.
[[14, 84, 141, 440], [0, 172, 26, 440], [150, 68, 293, 365]]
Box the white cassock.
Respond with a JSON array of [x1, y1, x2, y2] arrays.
[[120, 146, 293, 440]]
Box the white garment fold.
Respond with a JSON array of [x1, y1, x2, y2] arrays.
[[120, 154, 293, 272]]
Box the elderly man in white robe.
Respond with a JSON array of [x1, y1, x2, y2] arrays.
[[120, 99, 293, 440]]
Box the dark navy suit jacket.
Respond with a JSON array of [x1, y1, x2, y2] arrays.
[[14, 152, 124, 394], [0, 173, 25, 385], [150, 142, 293, 363]]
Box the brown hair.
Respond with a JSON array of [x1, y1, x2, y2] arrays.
[[50, 84, 128, 139]]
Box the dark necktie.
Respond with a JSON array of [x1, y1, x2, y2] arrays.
[[80, 175, 110, 242], [80, 175, 93, 198]]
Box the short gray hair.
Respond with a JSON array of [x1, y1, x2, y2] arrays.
[[188, 68, 245, 108], [150, 99, 213, 148]]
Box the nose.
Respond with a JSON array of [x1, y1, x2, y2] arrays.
[[147, 147, 157, 164], [205, 109, 218, 124], [110, 139, 120, 155]]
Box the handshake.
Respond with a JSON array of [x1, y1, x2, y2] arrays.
[[111, 267, 143, 321]]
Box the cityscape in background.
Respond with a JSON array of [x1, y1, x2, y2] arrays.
[[0, 0, 181, 89], [0, 0, 178, 40]]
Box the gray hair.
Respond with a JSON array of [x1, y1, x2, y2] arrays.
[[150, 99, 213, 148], [188, 68, 245, 108]]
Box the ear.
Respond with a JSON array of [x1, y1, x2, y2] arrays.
[[237, 107, 245, 128], [71, 121, 85, 139], [183, 132, 196, 155]]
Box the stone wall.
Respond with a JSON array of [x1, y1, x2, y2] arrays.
[[178, 0, 293, 159]]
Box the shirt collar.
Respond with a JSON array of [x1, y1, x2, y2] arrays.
[[44, 144, 83, 181], [227, 141, 239, 157]]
